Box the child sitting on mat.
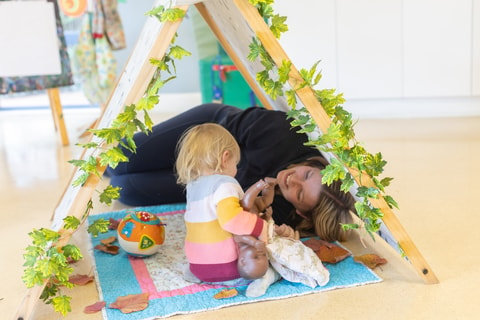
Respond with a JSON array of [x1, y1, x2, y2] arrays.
[[175, 123, 274, 283]]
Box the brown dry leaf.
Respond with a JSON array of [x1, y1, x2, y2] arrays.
[[94, 244, 120, 255], [109, 293, 149, 314], [354, 254, 388, 269], [109, 218, 120, 230], [302, 238, 330, 251], [101, 236, 117, 245], [84, 301, 106, 314], [69, 274, 94, 286], [316, 244, 351, 264], [66, 256, 80, 264], [213, 288, 238, 299]]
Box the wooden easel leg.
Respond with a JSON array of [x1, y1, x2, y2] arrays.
[[47, 88, 69, 146]]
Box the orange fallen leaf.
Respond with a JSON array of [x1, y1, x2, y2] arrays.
[[109, 218, 120, 230], [84, 301, 106, 314], [316, 244, 351, 264], [95, 244, 120, 255], [303, 239, 351, 264], [109, 293, 149, 314], [101, 236, 117, 245], [354, 254, 387, 269], [213, 288, 238, 299], [303, 238, 331, 251], [69, 274, 94, 286]]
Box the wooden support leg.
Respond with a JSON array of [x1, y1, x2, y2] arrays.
[[47, 88, 69, 146]]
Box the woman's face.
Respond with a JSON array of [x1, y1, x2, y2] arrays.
[[276, 165, 323, 214]]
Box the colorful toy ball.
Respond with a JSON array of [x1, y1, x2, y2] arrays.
[[117, 211, 166, 257]]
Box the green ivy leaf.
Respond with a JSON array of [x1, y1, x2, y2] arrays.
[[52, 295, 72, 316], [22, 267, 44, 288], [341, 223, 359, 231], [321, 158, 346, 186], [149, 57, 168, 71], [99, 147, 129, 169], [169, 45, 191, 60], [364, 152, 387, 177], [99, 185, 121, 205], [63, 216, 81, 230], [278, 59, 291, 83], [299, 60, 321, 86], [380, 176, 394, 188], [145, 5, 165, 20], [89, 127, 122, 144], [143, 111, 154, 131], [71, 172, 90, 187], [40, 283, 58, 302], [114, 105, 137, 125], [87, 219, 110, 237], [161, 8, 185, 22], [270, 14, 288, 38], [29, 228, 60, 246], [75, 141, 98, 149], [247, 38, 262, 61], [384, 195, 400, 209], [357, 186, 380, 199], [263, 79, 284, 99], [340, 173, 355, 193], [61, 244, 83, 262], [285, 89, 297, 108]]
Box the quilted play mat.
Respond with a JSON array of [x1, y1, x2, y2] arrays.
[[88, 204, 382, 320]]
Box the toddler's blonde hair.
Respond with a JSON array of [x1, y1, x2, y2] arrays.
[[175, 123, 240, 185]]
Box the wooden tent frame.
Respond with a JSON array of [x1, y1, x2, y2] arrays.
[[15, 0, 438, 318]]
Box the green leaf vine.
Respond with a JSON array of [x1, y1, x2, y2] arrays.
[[247, 0, 399, 238], [21, 6, 189, 316]]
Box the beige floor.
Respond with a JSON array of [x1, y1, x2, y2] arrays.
[[0, 102, 479, 320]]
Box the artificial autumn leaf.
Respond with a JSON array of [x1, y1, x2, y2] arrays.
[[66, 256, 79, 264], [302, 239, 351, 264], [84, 301, 106, 314], [316, 245, 351, 264], [69, 274, 94, 286], [109, 293, 149, 314], [100, 236, 117, 245], [109, 218, 120, 230], [354, 254, 387, 269], [213, 288, 238, 299], [302, 238, 332, 251], [94, 244, 119, 255]]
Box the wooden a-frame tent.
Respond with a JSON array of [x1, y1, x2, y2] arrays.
[[15, 0, 438, 318]]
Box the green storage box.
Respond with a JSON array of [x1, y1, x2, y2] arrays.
[[199, 55, 262, 109]]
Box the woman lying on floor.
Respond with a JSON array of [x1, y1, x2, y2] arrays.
[[106, 103, 356, 242]]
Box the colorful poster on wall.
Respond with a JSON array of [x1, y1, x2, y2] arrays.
[[59, 0, 87, 17]]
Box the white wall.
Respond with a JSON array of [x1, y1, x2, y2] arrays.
[[274, 0, 480, 118]]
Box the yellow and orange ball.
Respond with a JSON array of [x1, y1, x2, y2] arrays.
[[117, 211, 165, 257]]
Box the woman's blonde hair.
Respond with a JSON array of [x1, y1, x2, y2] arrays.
[[175, 123, 240, 185], [291, 159, 356, 241]]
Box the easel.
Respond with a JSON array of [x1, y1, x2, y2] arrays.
[[14, 0, 438, 318], [47, 88, 69, 146]]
